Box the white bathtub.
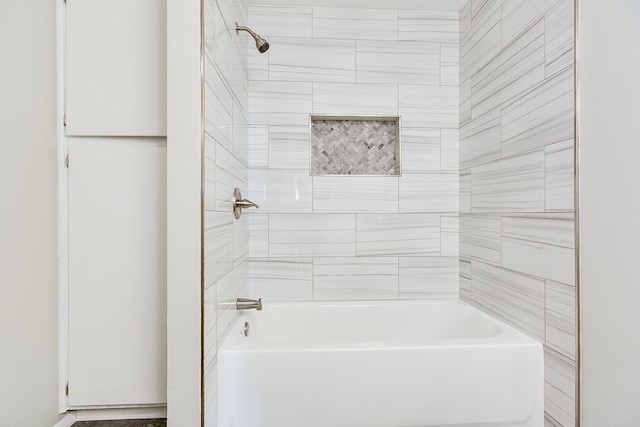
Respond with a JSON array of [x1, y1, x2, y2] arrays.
[[218, 300, 543, 427]]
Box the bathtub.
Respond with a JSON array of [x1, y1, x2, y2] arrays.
[[218, 300, 543, 427]]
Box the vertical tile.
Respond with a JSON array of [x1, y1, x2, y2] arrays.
[[249, 258, 312, 301], [248, 213, 268, 258], [459, 170, 471, 214], [248, 169, 312, 213], [440, 128, 459, 171], [268, 37, 356, 83], [459, 1, 472, 43], [459, 107, 500, 170], [269, 125, 309, 170], [269, 214, 356, 257], [204, 59, 233, 150], [356, 213, 440, 256], [471, 150, 545, 213], [545, 139, 574, 212], [248, 5, 313, 37], [356, 40, 440, 85], [459, 257, 472, 302], [401, 128, 441, 172], [400, 172, 459, 213], [216, 144, 247, 212], [460, 0, 501, 83], [545, 347, 576, 426], [440, 43, 459, 86], [313, 83, 398, 116], [248, 125, 268, 168], [232, 212, 249, 267], [471, 260, 546, 341], [232, 99, 249, 165], [204, 211, 232, 287], [501, 66, 574, 157], [399, 256, 458, 299], [313, 176, 399, 213], [204, 135, 216, 211], [459, 214, 501, 265], [217, 262, 248, 343], [441, 214, 459, 256], [313, 257, 399, 301], [502, 213, 575, 285], [459, 77, 472, 125], [399, 85, 458, 128], [546, 280, 576, 360], [313, 7, 398, 41], [249, 81, 312, 126], [545, 0, 574, 77], [502, 0, 558, 47], [398, 10, 459, 42]]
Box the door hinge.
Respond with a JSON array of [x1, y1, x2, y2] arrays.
[[63, 114, 67, 127], [65, 382, 69, 396], [65, 153, 70, 168]]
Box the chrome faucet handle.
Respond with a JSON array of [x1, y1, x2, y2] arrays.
[[232, 187, 259, 219]]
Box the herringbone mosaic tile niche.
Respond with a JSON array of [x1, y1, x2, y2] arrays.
[[310, 116, 400, 176]]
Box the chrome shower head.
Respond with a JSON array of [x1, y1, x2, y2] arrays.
[[235, 22, 270, 53]]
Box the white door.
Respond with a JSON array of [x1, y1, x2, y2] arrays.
[[67, 140, 167, 407]]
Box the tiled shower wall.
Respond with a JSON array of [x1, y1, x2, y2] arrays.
[[247, 5, 460, 301], [202, 0, 249, 425], [458, 0, 575, 425]]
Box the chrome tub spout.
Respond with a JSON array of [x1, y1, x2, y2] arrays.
[[236, 297, 262, 311]]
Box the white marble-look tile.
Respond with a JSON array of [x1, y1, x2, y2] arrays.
[[401, 128, 440, 172], [399, 256, 458, 299], [356, 213, 440, 256], [248, 169, 312, 213], [460, 0, 501, 84], [247, 40, 269, 81], [502, 0, 558, 47], [356, 40, 440, 85], [502, 213, 575, 285], [399, 172, 458, 213], [459, 170, 471, 214], [545, 0, 574, 77], [217, 262, 248, 343], [459, 1, 471, 42], [471, 150, 545, 213], [313, 83, 398, 116], [459, 107, 500, 170], [313, 176, 399, 213], [269, 125, 309, 170], [248, 213, 268, 258], [501, 66, 574, 157], [545, 139, 574, 212], [459, 77, 471, 125], [269, 214, 356, 257], [398, 10, 459, 42], [204, 211, 233, 287], [399, 85, 458, 128], [441, 214, 459, 256], [459, 257, 471, 302], [440, 43, 459, 86], [544, 347, 576, 426], [459, 214, 501, 265], [249, 81, 312, 126], [470, 19, 545, 119], [249, 258, 312, 301], [248, 125, 268, 168], [471, 260, 545, 341], [216, 143, 247, 212], [232, 99, 249, 165], [204, 135, 216, 211], [203, 281, 217, 427], [440, 128, 459, 171], [268, 37, 356, 83], [248, 5, 312, 37], [233, 211, 249, 267], [204, 57, 233, 150], [313, 257, 399, 301], [546, 280, 576, 360], [313, 7, 398, 41], [470, 0, 491, 23]]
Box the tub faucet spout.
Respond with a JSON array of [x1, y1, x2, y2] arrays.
[[236, 297, 262, 311]]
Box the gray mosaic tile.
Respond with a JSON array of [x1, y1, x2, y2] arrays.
[[310, 118, 400, 175]]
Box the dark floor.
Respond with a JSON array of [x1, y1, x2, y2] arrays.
[[71, 420, 166, 427]]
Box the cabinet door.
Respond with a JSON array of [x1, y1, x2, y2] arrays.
[[67, 140, 167, 407], [65, 0, 167, 136]]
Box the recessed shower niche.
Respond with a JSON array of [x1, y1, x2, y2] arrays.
[[310, 115, 401, 176]]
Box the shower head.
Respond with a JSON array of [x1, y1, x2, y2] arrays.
[[235, 22, 270, 53]]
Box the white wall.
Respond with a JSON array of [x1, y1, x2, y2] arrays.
[[0, 1, 61, 426], [579, 0, 640, 424]]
